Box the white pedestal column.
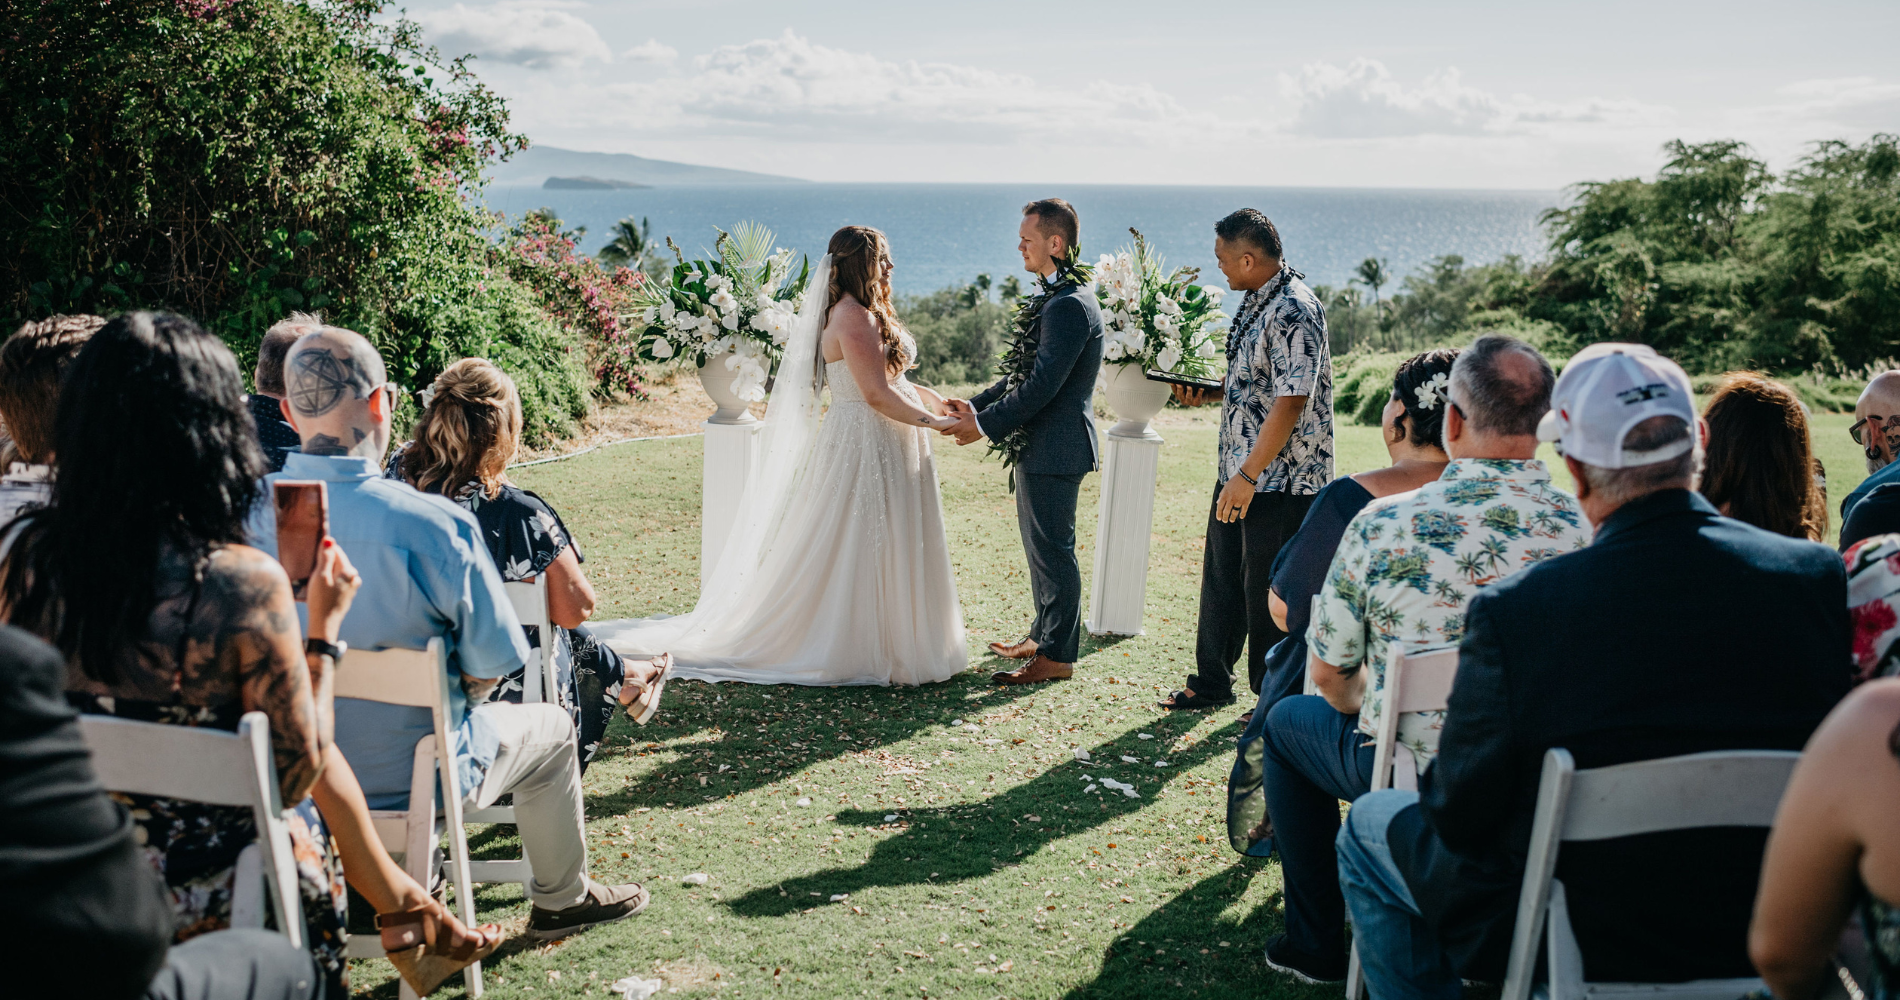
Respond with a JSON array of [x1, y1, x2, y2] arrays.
[[1086, 427, 1164, 637], [701, 419, 763, 578]]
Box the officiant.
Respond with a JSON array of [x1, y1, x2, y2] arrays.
[[1161, 208, 1334, 714]]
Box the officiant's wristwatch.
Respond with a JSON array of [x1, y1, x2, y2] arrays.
[[305, 638, 347, 662]]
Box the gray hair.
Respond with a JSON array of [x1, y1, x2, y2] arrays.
[[1447, 334, 1556, 438], [1575, 415, 1701, 506]]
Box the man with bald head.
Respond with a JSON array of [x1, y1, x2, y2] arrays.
[[251, 326, 651, 940], [1842, 370, 1900, 524]]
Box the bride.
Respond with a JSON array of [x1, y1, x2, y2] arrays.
[[593, 226, 968, 687]]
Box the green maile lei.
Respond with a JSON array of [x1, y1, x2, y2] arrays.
[[988, 245, 1095, 483]]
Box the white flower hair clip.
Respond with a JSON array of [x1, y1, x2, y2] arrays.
[[1414, 372, 1451, 411], [418, 386, 437, 408]]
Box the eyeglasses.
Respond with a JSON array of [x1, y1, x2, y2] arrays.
[[1851, 416, 1886, 446]]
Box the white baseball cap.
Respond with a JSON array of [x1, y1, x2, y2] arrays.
[[1536, 342, 1697, 469]]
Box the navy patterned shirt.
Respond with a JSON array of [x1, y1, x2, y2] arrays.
[[1218, 267, 1334, 495]]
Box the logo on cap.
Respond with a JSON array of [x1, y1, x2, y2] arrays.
[[1616, 383, 1671, 405]]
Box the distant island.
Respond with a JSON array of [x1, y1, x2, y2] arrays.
[[491, 145, 805, 187], [544, 175, 650, 190]]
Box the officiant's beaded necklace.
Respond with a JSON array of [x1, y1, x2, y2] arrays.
[[989, 245, 1095, 486]]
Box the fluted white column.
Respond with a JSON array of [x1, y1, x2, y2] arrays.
[[701, 420, 763, 578], [1086, 426, 1164, 637]]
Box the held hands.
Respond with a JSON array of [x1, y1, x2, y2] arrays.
[[939, 398, 984, 446], [1216, 473, 1257, 523], [305, 538, 361, 643]]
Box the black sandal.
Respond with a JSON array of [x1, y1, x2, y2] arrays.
[[1158, 688, 1237, 710]]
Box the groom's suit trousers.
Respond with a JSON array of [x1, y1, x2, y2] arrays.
[[1015, 468, 1086, 663]]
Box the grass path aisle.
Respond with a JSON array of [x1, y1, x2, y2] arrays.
[[349, 409, 1864, 998]]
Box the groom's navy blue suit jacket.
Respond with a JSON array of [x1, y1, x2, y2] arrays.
[[970, 281, 1104, 475]]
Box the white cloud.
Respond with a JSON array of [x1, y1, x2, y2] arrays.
[[623, 39, 678, 63], [582, 30, 1218, 146], [415, 2, 611, 70], [1279, 58, 1667, 140]]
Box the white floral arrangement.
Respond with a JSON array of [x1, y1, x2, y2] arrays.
[[626, 221, 810, 401], [1094, 228, 1225, 377]]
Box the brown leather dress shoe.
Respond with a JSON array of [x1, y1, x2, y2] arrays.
[[987, 635, 1040, 660], [991, 654, 1074, 685]]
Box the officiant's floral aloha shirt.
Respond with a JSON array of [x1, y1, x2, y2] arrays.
[[1220, 266, 1334, 495], [1308, 459, 1591, 771]]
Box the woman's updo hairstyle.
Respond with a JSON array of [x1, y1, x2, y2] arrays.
[[1390, 348, 1460, 447], [399, 357, 523, 500]]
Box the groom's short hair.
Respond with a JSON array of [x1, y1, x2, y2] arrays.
[[1022, 198, 1079, 252], [1216, 209, 1283, 261]]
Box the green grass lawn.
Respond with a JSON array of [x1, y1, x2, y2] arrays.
[[347, 407, 1868, 998]]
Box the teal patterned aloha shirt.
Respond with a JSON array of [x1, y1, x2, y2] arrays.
[[1307, 458, 1591, 770]]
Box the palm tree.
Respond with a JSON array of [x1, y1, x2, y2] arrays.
[[598, 215, 654, 271], [998, 275, 1023, 305], [1352, 257, 1389, 304]]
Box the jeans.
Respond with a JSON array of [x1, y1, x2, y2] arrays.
[[144, 929, 325, 1000], [1263, 694, 1376, 963], [1337, 789, 1462, 1000], [467, 701, 590, 911], [1190, 486, 1314, 698]]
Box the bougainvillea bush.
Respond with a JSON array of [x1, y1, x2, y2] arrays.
[[0, 0, 594, 441]]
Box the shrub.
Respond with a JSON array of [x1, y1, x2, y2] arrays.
[[901, 277, 1015, 386], [0, 0, 592, 441]]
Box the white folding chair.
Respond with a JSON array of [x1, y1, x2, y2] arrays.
[[78, 711, 304, 949], [1347, 646, 1460, 999], [1499, 748, 1802, 1000], [333, 639, 488, 999], [505, 575, 559, 707]]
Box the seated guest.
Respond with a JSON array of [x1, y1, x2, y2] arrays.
[[1844, 370, 1900, 522], [1700, 371, 1827, 540], [250, 313, 318, 473], [388, 358, 667, 768], [0, 621, 330, 1000], [1258, 335, 1589, 983], [1338, 342, 1851, 997], [0, 313, 104, 519], [1750, 677, 1900, 1000], [1227, 348, 1457, 858], [1843, 484, 1900, 552], [252, 324, 649, 941], [1848, 534, 1900, 684], [0, 312, 348, 991]]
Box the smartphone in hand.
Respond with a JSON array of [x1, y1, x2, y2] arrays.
[[273, 481, 328, 602]]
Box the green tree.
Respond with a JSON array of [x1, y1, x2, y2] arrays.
[[0, 0, 594, 440], [598, 215, 665, 277], [1352, 257, 1389, 304]]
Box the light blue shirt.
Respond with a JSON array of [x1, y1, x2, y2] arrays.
[[249, 452, 529, 809], [1843, 460, 1900, 523]]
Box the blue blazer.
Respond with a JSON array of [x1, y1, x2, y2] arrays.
[[1389, 489, 1851, 981], [970, 281, 1104, 476]]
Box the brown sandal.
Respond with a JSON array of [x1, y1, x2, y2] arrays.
[[378, 900, 504, 996], [618, 652, 671, 725]]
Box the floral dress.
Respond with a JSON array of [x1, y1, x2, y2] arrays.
[[69, 695, 347, 991], [384, 451, 627, 769], [1847, 534, 1900, 684]]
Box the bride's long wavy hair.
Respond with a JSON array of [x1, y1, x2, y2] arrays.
[[826, 226, 907, 374]]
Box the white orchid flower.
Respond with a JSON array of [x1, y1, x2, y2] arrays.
[[1158, 345, 1182, 371], [651, 338, 674, 360]]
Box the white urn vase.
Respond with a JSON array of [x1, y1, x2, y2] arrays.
[[697, 348, 757, 425], [1101, 362, 1171, 440]]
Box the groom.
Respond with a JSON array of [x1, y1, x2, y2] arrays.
[[944, 198, 1105, 686]]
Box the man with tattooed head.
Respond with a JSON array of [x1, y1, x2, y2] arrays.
[[1843, 370, 1900, 524], [251, 326, 653, 942]]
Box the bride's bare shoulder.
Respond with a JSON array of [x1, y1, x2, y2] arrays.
[[826, 295, 876, 339]]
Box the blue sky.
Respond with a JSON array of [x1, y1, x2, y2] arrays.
[[409, 0, 1900, 188]]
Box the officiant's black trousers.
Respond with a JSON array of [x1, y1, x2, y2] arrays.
[[1190, 485, 1315, 700], [1016, 469, 1086, 664]]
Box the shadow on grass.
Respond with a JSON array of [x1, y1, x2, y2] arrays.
[[722, 711, 1243, 918]]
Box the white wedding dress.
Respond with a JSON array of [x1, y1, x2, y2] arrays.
[[592, 258, 966, 686]]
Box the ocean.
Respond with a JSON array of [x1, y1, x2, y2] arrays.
[[486, 183, 1562, 296]]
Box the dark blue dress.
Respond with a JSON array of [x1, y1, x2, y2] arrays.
[[1225, 476, 1374, 855]]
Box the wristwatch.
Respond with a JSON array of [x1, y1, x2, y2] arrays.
[[305, 638, 347, 662]]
